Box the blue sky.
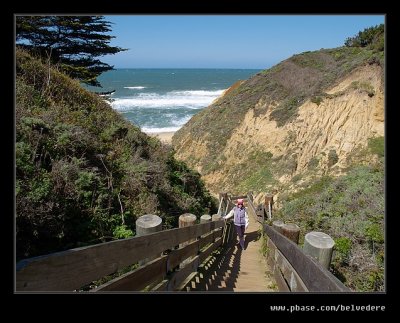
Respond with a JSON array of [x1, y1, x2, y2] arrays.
[[102, 15, 385, 69]]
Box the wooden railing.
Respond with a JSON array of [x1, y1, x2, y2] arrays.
[[16, 191, 350, 292], [246, 194, 350, 292], [16, 219, 235, 292]]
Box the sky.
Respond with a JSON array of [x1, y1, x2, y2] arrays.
[[102, 15, 385, 69]]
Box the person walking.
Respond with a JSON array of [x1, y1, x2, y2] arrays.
[[224, 198, 249, 249]]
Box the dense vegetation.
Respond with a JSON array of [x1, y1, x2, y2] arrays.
[[16, 48, 216, 260], [345, 24, 384, 51], [16, 16, 126, 86], [275, 138, 384, 291]]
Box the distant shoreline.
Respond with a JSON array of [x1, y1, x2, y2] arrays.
[[145, 131, 175, 144]]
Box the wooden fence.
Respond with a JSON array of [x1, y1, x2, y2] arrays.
[[16, 191, 350, 292], [16, 218, 235, 292]]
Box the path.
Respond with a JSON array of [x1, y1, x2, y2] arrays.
[[191, 213, 277, 292]]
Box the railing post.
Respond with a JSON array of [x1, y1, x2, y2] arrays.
[[218, 192, 228, 217], [255, 204, 265, 223], [179, 213, 197, 268], [272, 220, 284, 234], [211, 214, 224, 244], [200, 214, 211, 223], [281, 223, 300, 244], [303, 231, 335, 269], [136, 214, 163, 265], [265, 194, 273, 220]]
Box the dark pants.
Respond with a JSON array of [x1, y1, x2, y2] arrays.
[[235, 225, 245, 249], [235, 225, 245, 238]]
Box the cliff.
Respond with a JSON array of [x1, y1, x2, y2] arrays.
[[172, 47, 384, 201]]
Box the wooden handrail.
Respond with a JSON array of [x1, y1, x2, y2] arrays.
[[16, 219, 225, 292], [16, 191, 351, 293], [264, 224, 350, 292], [247, 192, 349, 292]]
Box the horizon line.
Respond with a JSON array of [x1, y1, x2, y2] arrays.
[[111, 67, 266, 70]]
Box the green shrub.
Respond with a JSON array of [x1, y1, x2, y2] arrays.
[[278, 162, 384, 291], [311, 96, 323, 106], [365, 222, 384, 244], [113, 225, 134, 239], [307, 157, 319, 170], [368, 136, 384, 157], [16, 48, 217, 259], [350, 81, 375, 97], [334, 237, 352, 265], [328, 149, 339, 167]]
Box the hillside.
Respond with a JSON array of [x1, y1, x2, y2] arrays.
[[172, 42, 384, 291], [172, 46, 384, 197], [16, 48, 216, 260]]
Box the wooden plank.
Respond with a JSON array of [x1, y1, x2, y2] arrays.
[[274, 249, 308, 292], [247, 198, 257, 221], [94, 255, 167, 292], [267, 254, 275, 270], [269, 235, 309, 291], [221, 221, 229, 245], [199, 237, 222, 264], [151, 279, 169, 291], [273, 266, 290, 292], [16, 219, 224, 291], [263, 224, 350, 292], [177, 272, 199, 291], [167, 256, 200, 291], [167, 240, 199, 272], [199, 231, 215, 250], [267, 238, 277, 268]]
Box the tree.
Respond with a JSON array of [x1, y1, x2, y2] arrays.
[[344, 24, 384, 51], [16, 16, 126, 86]]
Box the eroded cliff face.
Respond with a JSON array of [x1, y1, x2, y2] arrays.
[[173, 63, 384, 200]]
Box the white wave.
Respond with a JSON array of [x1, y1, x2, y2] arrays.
[[172, 90, 225, 96], [111, 89, 226, 111], [170, 114, 192, 126], [139, 115, 192, 133], [123, 86, 146, 89], [142, 126, 181, 133]]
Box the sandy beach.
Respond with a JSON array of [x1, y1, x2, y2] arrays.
[[146, 131, 175, 144]]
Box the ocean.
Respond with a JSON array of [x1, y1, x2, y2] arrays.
[[85, 69, 261, 133]]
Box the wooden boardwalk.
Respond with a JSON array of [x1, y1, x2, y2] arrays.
[[191, 214, 277, 292]]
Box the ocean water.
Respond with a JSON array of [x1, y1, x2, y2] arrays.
[[86, 69, 261, 132]]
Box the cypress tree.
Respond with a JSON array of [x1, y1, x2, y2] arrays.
[[16, 16, 126, 86]]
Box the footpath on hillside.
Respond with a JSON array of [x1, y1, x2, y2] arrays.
[[190, 213, 277, 292]]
